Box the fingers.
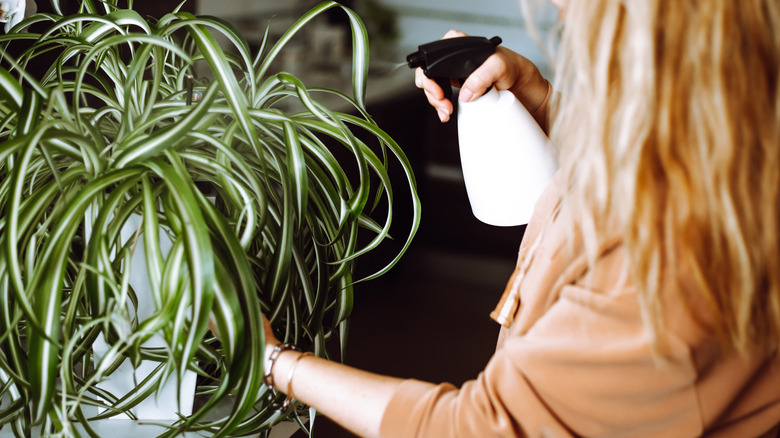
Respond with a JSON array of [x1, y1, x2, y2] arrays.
[[415, 66, 454, 122], [459, 47, 514, 103], [413, 30, 469, 122], [208, 316, 219, 339], [262, 314, 274, 337], [414, 67, 442, 98], [412, 29, 549, 121], [457, 45, 549, 114], [262, 314, 280, 346]]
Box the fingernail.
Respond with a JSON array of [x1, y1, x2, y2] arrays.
[[438, 109, 449, 122], [459, 88, 473, 102]]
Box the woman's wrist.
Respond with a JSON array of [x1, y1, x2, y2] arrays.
[[510, 72, 552, 135], [263, 342, 298, 388], [283, 351, 313, 409], [261, 340, 402, 437], [263, 341, 316, 409], [531, 79, 552, 115], [531, 79, 553, 135], [511, 70, 550, 111]]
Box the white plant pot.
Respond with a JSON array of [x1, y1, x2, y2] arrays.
[[85, 211, 197, 420], [76, 209, 300, 437]]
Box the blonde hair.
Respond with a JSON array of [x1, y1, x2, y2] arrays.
[[550, 0, 780, 352]]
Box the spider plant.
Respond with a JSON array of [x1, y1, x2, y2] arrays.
[[0, 0, 421, 436]]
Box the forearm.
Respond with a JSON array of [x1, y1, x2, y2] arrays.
[[267, 347, 404, 438]]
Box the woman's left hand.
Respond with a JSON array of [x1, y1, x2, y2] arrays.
[[262, 314, 280, 363], [257, 312, 402, 438]]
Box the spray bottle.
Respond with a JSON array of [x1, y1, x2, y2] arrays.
[[407, 36, 557, 226]]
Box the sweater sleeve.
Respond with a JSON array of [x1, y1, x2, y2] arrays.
[[379, 261, 704, 437]]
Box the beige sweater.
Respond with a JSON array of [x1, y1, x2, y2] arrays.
[[379, 174, 780, 437]]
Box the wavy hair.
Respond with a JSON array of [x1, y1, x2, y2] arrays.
[[549, 0, 780, 352]]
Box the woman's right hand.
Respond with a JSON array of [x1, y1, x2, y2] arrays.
[[414, 30, 550, 124]]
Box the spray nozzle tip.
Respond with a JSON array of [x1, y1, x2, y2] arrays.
[[406, 51, 425, 69]]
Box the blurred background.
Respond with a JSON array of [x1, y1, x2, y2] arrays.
[[17, 0, 559, 435]]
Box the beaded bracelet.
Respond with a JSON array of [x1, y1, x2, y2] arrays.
[[263, 342, 298, 387]]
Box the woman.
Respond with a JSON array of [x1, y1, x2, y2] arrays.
[[261, 0, 780, 436]]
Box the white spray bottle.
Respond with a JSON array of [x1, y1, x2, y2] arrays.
[[407, 36, 557, 226]]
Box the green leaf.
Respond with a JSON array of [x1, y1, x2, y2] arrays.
[[112, 82, 219, 168], [0, 68, 23, 110], [181, 14, 262, 160], [283, 121, 308, 230], [144, 155, 215, 379], [0, 1, 422, 433], [27, 168, 140, 421]]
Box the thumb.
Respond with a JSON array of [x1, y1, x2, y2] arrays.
[[442, 29, 468, 39], [459, 67, 493, 103]]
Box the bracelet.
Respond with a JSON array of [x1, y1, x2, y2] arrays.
[[263, 342, 298, 387], [531, 79, 552, 116], [281, 351, 313, 411]]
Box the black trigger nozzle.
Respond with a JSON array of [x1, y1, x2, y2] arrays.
[[406, 51, 425, 69]]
